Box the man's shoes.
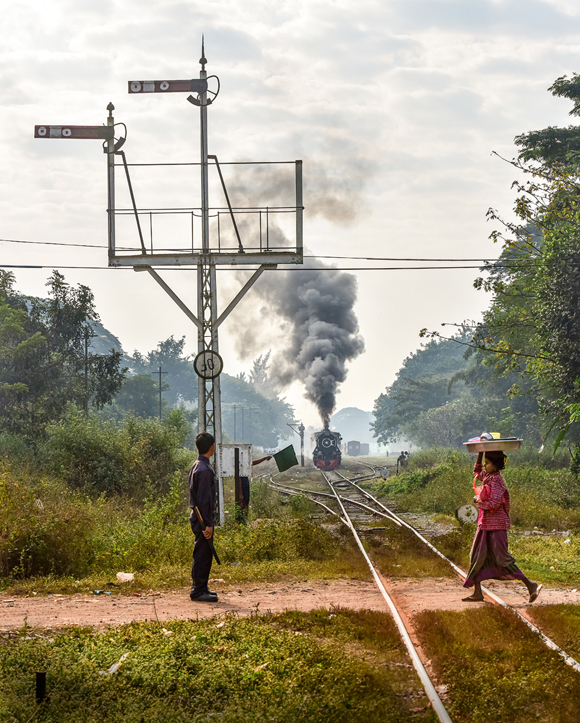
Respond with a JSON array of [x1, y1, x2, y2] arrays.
[[190, 591, 218, 603]]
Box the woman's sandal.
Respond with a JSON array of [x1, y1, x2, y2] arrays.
[[462, 594, 484, 602], [529, 584, 543, 603]]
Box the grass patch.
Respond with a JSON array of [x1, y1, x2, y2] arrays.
[[363, 525, 455, 579], [509, 535, 580, 586], [0, 611, 437, 722], [527, 605, 580, 660], [415, 606, 580, 722]]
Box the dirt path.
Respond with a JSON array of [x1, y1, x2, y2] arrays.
[[1, 577, 577, 631]]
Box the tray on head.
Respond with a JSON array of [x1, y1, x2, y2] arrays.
[[463, 439, 522, 453]]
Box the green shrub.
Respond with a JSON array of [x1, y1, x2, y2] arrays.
[[0, 465, 98, 577], [43, 408, 194, 498], [216, 518, 337, 564], [0, 432, 31, 461]]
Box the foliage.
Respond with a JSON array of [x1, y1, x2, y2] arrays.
[[113, 373, 169, 418], [0, 466, 100, 578], [371, 335, 469, 444], [0, 612, 435, 722], [0, 270, 125, 438], [465, 75, 580, 450], [126, 335, 197, 407], [43, 408, 193, 497], [221, 373, 295, 447], [373, 448, 580, 531], [371, 331, 541, 448], [416, 606, 580, 723], [0, 455, 362, 586], [126, 338, 293, 446]]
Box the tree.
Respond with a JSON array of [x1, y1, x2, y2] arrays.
[[114, 374, 169, 418], [221, 372, 295, 448], [412, 74, 580, 449], [126, 336, 196, 405], [0, 270, 125, 437], [471, 75, 580, 446], [371, 336, 469, 444]]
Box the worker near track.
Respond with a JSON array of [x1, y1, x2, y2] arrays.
[[240, 455, 273, 514], [462, 450, 542, 604], [188, 432, 218, 603]]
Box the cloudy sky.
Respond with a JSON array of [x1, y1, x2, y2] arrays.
[[1, 0, 580, 429]]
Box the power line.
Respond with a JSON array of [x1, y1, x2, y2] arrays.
[[0, 263, 539, 272], [0, 238, 539, 263]]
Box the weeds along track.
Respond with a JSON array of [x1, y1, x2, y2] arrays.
[[267, 466, 580, 720], [321, 469, 453, 723]]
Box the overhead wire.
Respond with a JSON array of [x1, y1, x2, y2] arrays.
[[0, 238, 540, 263]]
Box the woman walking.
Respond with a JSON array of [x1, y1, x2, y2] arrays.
[[463, 450, 542, 603]]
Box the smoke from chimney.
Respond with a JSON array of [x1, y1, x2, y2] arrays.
[[219, 157, 370, 424], [252, 262, 364, 425]]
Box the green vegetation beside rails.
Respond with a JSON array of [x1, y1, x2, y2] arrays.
[[0, 610, 436, 723], [415, 606, 580, 723], [372, 447, 580, 531], [0, 465, 370, 595], [363, 525, 457, 579], [527, 605, 580, 661]]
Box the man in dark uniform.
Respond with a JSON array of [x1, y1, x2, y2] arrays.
[[189, 432, 218, 603]]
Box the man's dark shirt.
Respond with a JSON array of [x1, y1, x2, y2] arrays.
[[188, 456, 216, 527]]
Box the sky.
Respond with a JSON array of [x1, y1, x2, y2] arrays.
[[1, 0, 580, 429]]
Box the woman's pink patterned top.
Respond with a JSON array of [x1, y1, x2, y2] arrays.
[[474, 463, 511, 530]]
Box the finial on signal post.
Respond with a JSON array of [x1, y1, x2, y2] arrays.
[[200, 35, 207, 71]]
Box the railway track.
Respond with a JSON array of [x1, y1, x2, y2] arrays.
[[267, 464, 580, 723]]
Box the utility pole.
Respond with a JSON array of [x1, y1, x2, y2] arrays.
[[151, 366, 168, 419], [34, 41, 304, 526], [288, 422, 305, 466], [233, 404, 237, 441], [83, 326, 97, 415]]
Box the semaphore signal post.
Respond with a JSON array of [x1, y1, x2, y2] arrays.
[[34, 41, 304, 524]]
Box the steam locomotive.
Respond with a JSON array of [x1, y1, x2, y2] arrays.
[[312, 427, 342, 470]]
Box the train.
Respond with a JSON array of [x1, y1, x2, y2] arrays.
[[312, 426, 342, 470]]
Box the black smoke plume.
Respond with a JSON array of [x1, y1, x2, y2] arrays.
[[242, 261, 364, 426]]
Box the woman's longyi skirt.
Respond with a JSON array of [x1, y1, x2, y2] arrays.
[[463, 528, 526, 588]]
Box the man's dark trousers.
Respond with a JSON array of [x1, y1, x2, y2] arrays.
[[190, 518, 213, 597]]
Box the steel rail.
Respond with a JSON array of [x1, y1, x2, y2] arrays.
[[321, 471, 453, 723], [331, 470, 580, 675], [333, 471, 403, 524], [266, 479, 347, 523], [268, 480, 402, 526]]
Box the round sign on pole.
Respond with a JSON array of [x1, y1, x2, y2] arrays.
[[194, 350, 223, 380], [455, 504, 478, 523]]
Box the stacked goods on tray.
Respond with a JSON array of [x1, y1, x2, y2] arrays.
[[463, 432, 522, 453]]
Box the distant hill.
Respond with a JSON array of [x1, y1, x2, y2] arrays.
[[90, 321, 124, 355], [330, 407, 373, 443]]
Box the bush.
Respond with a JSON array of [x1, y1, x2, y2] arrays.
[[43, 408, 194, 498], [217, 518, 337, 564], [0, 465, 98, 578], [0, 432, 31, 462]]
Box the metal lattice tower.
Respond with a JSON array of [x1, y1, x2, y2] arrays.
[[34, 41, 303, 525]]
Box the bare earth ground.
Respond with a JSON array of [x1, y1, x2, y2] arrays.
[[1, 577, 578, 630]]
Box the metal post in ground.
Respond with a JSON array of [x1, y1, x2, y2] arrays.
[[151, 366, 167, 420]]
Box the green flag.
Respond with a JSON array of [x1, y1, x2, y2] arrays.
[[273, 445, 298, 473]]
